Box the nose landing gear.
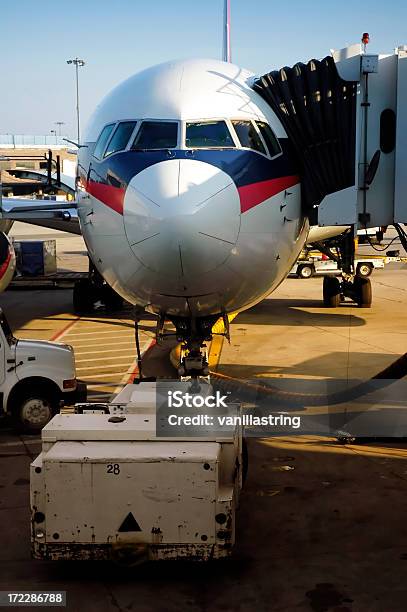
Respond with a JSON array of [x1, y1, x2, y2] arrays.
[[162, 314, 229, 379]]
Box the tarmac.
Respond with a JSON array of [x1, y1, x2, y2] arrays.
[[1, 223, 407, 611]]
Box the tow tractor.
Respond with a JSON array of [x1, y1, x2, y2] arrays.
[[291, 251, 391, 279], [30, 381, 243, 562]]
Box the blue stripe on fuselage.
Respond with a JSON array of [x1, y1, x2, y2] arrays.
[[80, 139, 298, 192]]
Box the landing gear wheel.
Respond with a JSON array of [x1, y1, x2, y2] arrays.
[[354, 277, 372, 308], [102, 285, 124, 312], [297, 264, 314, 279], [11, 386, 57, 434], [323, 276, 341, 307], [73, 279, 94, 314]]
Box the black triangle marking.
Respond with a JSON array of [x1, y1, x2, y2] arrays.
[[118, 512, 142, 532]]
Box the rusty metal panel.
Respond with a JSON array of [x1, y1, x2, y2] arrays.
[[43, 442, 220, 545]]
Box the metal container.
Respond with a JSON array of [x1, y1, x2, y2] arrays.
[[13, 239, 57, 276]]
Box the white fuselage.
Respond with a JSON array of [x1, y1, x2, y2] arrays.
[[78, 59, 307, 319]]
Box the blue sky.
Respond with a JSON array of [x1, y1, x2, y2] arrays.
[[1, 0, 406, 137]]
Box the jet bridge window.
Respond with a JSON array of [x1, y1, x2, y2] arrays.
[[256, 121, 282, 157], [93, 124, 115, 159], [104, 121, 137, 157], [131, 121, 178, 150], [185, 121, 235, 148], [232, 120, 266, 155]]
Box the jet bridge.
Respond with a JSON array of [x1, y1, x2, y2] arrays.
[[253, 42, 407, 233]]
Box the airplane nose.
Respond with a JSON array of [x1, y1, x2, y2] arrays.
[[123, 159, 240, 280]]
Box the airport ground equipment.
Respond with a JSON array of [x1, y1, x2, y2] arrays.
[[13, 239, 57, 276], [30, 382, 242, 562], [10, 270, 87, 289], [0, 308, 86, 432], [291, 253, 387, 279]]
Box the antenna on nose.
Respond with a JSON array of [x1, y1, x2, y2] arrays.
[[222, 0, 232, 63]]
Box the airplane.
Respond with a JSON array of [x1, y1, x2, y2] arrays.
[[0, 2, 391, 377], [0, 55, 348, 376]]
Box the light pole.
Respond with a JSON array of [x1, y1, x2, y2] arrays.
[[50, 129, 57, 144], [55, 121, 65, 137], [66, 58, 85, 145]]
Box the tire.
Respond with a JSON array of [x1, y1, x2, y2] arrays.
[[11, 385, 58, 434], [357, 263, 373, 277], [73, 279, 94, 314], [354, 277, 372, 308], [297, 264, 314, 279], [323, 276, 341, 307]]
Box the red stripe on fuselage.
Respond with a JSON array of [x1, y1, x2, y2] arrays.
[[85, 174, 299, 216], [238, 175, 300, 213], [0, 252, 11, 280], [86, 180, 125, 214]]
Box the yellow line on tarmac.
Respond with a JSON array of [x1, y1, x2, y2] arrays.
[[208, 335, 224, 371], [208, 312, 238, 372]]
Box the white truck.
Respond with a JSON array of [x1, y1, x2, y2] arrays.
[[0, 308, 86, 433], [291, 254, 387, 279]]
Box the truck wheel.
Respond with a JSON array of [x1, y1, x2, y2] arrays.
[[297, 264, 314, 279], [11, 387, 58, 434], [357, 263, 373, 277], [73, 279, 94, 314], [354, 277, 372, 308], [323, 276, 341, 307]]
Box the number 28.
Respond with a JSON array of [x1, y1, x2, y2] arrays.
[[107, 463, 120, 475]]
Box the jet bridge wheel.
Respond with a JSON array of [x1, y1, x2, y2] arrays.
[[323, 276, 341, 307], [354, 277, 372, 308]]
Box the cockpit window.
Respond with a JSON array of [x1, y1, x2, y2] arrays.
[[232, 120, 266, 155], [185, 121, 235, 148], [256, 121, 282, 157], [131, 121, 178, 149], [93, 123, 115, 159], [104, 121, 137, 157]]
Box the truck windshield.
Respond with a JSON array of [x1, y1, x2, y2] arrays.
[[0, 310, 15, 345]]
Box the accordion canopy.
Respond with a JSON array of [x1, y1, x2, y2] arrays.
[[253, 56, 357, 213]]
